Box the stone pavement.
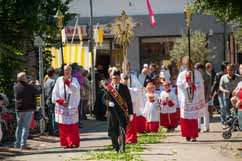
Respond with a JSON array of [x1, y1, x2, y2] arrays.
[[1, 115, 242, 161]]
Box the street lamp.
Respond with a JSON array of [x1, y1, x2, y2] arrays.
[[54, 9, 65, 72], [184, 5, 192, 69], [89, 0, 96, 116]]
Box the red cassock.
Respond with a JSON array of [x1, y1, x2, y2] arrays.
[[180, 118, 198, 138], [146, 122, 159, 132], [136, 115, 146, 133], [126, 114, 138, 143], [58, 123, 80, 147], [160, 113, 177, 128], [30, 113, 35, 129], [176, 108, 180, 123]]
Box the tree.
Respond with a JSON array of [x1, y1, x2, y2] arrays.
[[191, 0, 242, 22], [0, 0, 74, 103], [169, 31, 212, 64], [111, 10, 139, 74]]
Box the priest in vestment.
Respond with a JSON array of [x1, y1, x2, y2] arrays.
[[52, 65, 80, 148], [177, 57, 205, 142]]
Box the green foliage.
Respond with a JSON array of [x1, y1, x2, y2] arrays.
[[234, 28, 242, 53], [0, 43, 25, 106], [0, 0, 74, 102], [138, 127, 167, 144], [191, 0, 242, 22], [169, 31, 212, 63], [69, 127, 166, 161]]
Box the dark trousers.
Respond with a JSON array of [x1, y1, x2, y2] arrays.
[[108, 109, 126, 152], [47, 104, 58, 135]]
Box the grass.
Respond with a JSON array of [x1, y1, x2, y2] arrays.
[[67, 127, 166, 161]]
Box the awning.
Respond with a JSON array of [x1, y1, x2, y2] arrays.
[[47, 44, 96, 69]]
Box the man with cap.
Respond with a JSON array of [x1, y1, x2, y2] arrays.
[[103, 70, 133, 153], [14, 72, 41, 149]]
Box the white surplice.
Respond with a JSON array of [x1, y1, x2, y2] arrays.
[[159, 90, 178, 114], [52, 76, 80, 124], [129, 88, 147, 116], [177, 69, 205, 119], [143, 95, 160, 122]]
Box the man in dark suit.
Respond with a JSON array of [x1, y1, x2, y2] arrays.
[[104, 71, 133, 153]]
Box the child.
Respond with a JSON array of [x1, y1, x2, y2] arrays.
[[143, 83, 160, 132], [231, 82, 242, 130], [159, 81, 178, 131]]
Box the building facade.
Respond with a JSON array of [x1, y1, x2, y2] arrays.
[[64, 0, 229, 72]]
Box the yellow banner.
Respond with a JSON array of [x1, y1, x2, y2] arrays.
[[47, 44, 96, 70]]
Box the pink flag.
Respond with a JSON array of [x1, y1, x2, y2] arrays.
[[146, 0, 156, 27]]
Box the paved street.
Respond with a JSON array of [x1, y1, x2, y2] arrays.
[[1, 116, 242, 161]]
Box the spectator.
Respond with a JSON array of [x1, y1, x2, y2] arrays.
[[81, 69, 91, 120], [44, 67, 58, 136], [219, 64, 241, 127], [14, 72, 41, 149]]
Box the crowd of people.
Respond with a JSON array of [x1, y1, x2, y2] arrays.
[[1, 57, 242, 152]]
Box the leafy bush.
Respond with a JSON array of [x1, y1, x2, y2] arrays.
[[169, 31, 212, 63]]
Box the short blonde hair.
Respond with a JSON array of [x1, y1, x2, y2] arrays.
[[17, 72, 26, 82]]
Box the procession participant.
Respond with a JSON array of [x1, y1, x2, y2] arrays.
[[52, 65, 80, 148], [103, 71, 133, 153], [195, 63, 210, 132], [143, 82, 160, 132], [177, 56, 205, 142], [121, 74, 137, 144], [159, 81, 178, 131]]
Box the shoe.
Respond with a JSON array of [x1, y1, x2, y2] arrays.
[[222, 125, 227, 130], [191, 138, 197, 142], [112, 147, 119, 153], [186, 137, 191, 141], [198, 128, 201, 132], [119, 149, 125, 153], [70, 145, 79, 148], [20, 146, 31, 150], [203, 129, 210, 133]]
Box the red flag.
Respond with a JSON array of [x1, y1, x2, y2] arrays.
[[146, 0, 156, 27]]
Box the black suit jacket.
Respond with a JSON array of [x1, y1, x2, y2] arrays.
[[108, 83, 133, 115], [105, 83, 133, 137]]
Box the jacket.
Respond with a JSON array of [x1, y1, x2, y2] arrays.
[[14, 81, 41, 112]]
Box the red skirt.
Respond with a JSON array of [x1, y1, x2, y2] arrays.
[[136, 115, 146, 133], [146, 121, 159, 132], [58, 123, 80, 147], [126, 114, 137, 144], [30, 113, 35, 129], [176, 108, 180, 122], [180, 118, 198, 138], [160, 113, 177, 128]]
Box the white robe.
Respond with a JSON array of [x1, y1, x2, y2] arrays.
[[0, 123, 2, 142], [143, 97, 160, 122], [177, 69, 205, 119], [129, 88, 146, 116], [52, 76, 80, 124], [160, 90, 178, 114]]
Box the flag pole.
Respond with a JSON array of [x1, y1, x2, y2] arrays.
[[89, 0, 95, 117]]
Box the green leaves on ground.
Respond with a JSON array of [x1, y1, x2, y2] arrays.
[[68, 127, 166, 161]]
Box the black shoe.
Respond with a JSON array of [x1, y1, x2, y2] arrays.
[[186, 137, 191, 141], [112, 148, 119, 153], [191, 138, 197, 142], [119, 149, 125, 153], [20, 146, 32, 150]]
